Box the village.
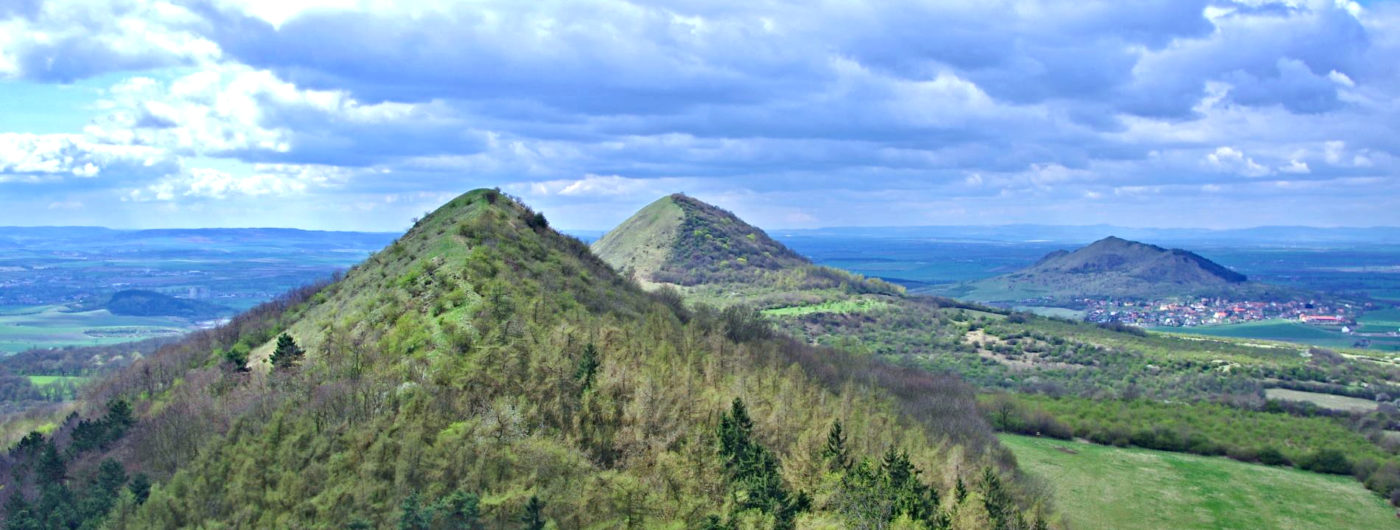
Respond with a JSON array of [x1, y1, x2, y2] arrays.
[[1081, 297, 1360, 329]]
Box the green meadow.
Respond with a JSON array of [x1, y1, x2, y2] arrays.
[[1002, 434, 1399, 529], [760, 298, 887, 317], [1162, 318, 1400, 351]]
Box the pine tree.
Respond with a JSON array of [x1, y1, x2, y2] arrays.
[[821, 421, 850, 471], [575, 343, 600, 391], [433, 489, 483, 530], [981, 467, 1018, 530], [521, 496, 546, 530], [398, 492, 431, 530], [270, 334, 305, 370], [128, 474, 151, 505]]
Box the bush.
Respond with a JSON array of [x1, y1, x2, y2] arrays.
[[1257, 446, 1290, 467], [1299, 449, 1352, 475]]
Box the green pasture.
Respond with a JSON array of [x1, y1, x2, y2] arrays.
[[1002, 434, 1399, 529]]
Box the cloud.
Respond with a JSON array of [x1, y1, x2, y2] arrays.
[[0, 0, 220, 82], [128, 163, 350, 201], [1206, 146, 1273, 177], [1, 0, 1398, 229], [0, 132, 175, 184]]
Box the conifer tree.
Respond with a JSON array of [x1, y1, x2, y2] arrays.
[[521, 496, 546, 530], [270, 334, 305, 369], [822, 421, 850, 471]]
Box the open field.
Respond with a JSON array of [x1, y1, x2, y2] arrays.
[[1001, 434, 1399, 530], [0, 305, 190, 354], [1266, 388, 1378, 412], [1360, 308, 1400, 334], [1165, 319, 1400, 352], [25, 375, 89, 387], [761, 298, 887, 317]]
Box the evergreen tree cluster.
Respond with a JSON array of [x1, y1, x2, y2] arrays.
[[716, 398, 811, 529], [4, 400, 147, 530]]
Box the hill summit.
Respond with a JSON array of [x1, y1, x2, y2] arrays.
[[593, 194, 809, 286], [949, 236, 1256, 302]]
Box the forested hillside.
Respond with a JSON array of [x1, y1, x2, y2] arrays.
[[0, 189, 1050, 529], [597, 194, 1400, 513]]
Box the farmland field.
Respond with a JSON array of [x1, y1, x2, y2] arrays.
[[1001, 434, 1400, 529], [1163, 319, 1400, 352], [0, 305, 189, 354], [1265, 388, 1378, 413]]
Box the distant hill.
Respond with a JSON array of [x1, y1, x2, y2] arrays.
[[593, 193, 810, 286], [943, 236, 1286, 302], [105, 290, 229, 319], [594, 194, 904, 309]]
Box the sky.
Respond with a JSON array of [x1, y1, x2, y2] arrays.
[[1, 0, 1398, 231]]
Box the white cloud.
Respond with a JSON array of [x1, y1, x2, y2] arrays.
[[128, 163, 350, 201], [1206, 146, 1272, 177], [517, 174, 689, 198], [0, 132, 172, 182], [1280, 159, 1311, 174]]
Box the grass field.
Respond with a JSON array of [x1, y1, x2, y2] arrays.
[[1167, 319, 1400, 352], [1359, 308, 1400, 334], [0, 305, 191, 354], [1002, 434, 1399, 529], [25, 375, 89, 387], [1265, 388, 1378, 413], [761, 298, 887, 317]]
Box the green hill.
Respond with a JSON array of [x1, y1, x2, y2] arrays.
[[593, 193, 810, 286], [942, 236, 1289, 303], [0, 189, 1048, 529], [105, 290, 229, 320], [594, 194, 905, 310]]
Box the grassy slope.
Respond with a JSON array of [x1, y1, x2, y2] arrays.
[[1002, 434, 1398, 530], [590, 194, 684, 282]]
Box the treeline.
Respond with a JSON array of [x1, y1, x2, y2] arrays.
[[980, 393, 1400, 505]]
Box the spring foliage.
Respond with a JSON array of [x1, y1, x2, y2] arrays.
[[1, 189, 1047, 528]]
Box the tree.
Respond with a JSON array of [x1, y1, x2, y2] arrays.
[[433, 489, 483, 530], [222, 343, 250, 371], [521, 496, 546, 530], [128, 474, 151, 505], [576, 343, 600, 392], [717, 398, 808, 529], [270, 334, 305, 370], [398, 492, 431, 530], [981, 467, 1019, 530], [822, 421, 851, 471]]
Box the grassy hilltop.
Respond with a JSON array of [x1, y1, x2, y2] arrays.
[[0, 189, 1049, 529]]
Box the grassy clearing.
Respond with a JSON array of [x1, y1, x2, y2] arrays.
[[1001, 434, 1399, 530], [1265, 388, 1378, 413], [761, 298, 887, 317], [25, 375, 89, 387]]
